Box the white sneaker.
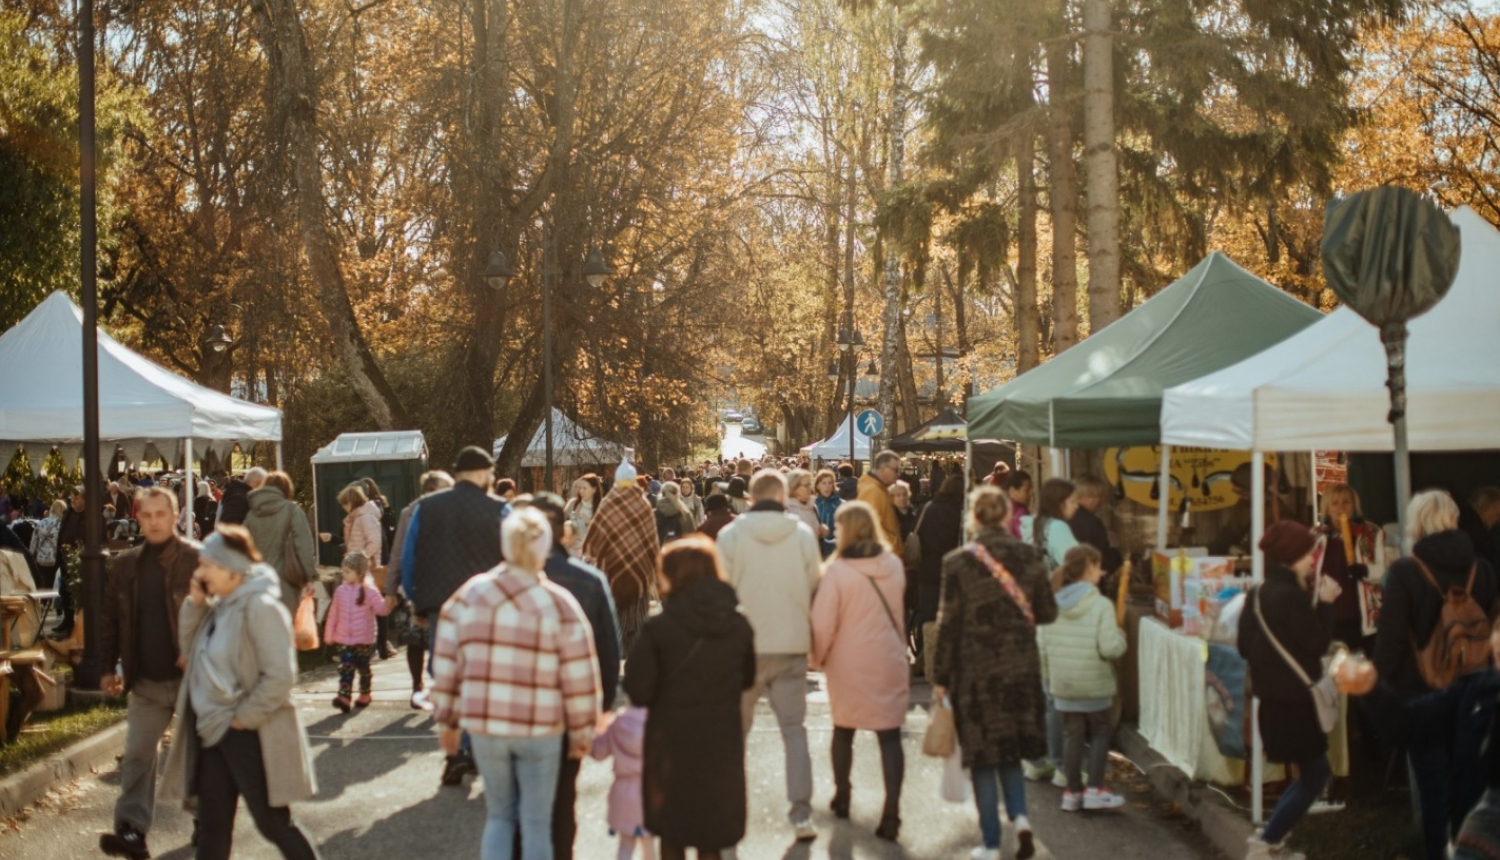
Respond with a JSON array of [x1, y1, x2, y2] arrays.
[[1245, 834, 1272, 860], [1083, 787, 1126, 811], [1061, 791, 1082, 812], [792, 819, 816, 842], [1050, 769, 1088, 788], [970, 849, 1001, 860]]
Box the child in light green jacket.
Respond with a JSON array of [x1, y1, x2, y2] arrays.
[[1037, 545, 1129, 812]]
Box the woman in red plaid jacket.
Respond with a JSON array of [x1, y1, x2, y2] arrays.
[[430, 506, 603, 860]]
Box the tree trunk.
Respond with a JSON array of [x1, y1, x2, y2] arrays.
[[1016, 131, 1041, 373], [896, 312, 921, 430], [1047, 45, 1080, 352], [876, 15, 907, 453], [1082, 0, 1121, 331], [251, 0, 409, 429], [950, 256, 973, 404], [456, 0, 516, 448]]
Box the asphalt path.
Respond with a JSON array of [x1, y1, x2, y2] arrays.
[[0, 650, 1222, 860]]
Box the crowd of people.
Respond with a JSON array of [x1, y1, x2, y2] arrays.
[[4, 444, 1500, 860]]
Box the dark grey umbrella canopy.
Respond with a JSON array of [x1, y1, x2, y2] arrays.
[[1322, 186, 1461, 326]]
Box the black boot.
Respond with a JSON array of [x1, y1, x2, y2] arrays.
[[99, 823, 150, 859]]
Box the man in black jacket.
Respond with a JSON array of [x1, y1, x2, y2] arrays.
[[214, 467, 264, 525], [520, 493, 621, 860], [400, 445, 509, 786]]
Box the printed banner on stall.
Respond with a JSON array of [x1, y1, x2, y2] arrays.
[[1105, 446, 1277, 513]]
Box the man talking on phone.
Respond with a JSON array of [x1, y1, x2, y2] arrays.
[[96, 486, 200, 859]]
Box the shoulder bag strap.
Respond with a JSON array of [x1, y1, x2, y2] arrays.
[[966, 542, 1036, 626], [1412, 557, 1445, 595], [1254, 586, 1315, 689], [862, 574, 902, 638]]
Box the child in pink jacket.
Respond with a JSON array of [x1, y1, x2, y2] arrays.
[[591, 704, 653, 859], [324, 551, 390, 712]]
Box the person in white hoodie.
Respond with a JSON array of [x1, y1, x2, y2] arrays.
[[716, 469, 823, 843], [1036, 545, 1128, 813]]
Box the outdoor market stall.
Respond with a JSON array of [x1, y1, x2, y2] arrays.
[[964, 252, 1328, 804], [802, 412, 872, 463], [0, 291, 284, 531], [1161, 205, 1500, 820], [492, 408, 628, 492], [888, 407, 1015, 488]]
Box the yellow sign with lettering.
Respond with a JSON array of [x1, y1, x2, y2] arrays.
[[1103, 447, 1277, 513]]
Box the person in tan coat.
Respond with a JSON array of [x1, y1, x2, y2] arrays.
[[811, 501, 909, 841], [857, 450, 904, 557]]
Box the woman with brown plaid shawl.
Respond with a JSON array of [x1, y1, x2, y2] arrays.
[[583, 466, 661, 650]]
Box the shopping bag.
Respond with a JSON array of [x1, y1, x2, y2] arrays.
[[940, 744, 970, 803], [294, 593, 321, 651], [922, 695, 957, 758]]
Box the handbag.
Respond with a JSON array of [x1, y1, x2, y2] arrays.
[[922, 695, 957, 757], [293, 593, 321, 651], [282, 520, 311, 589], [902, 505, 930, 569], [1253, 587, 1339, 733]]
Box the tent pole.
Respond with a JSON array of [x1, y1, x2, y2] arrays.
[[1310, 452, 1319, 520], [276, 442, 284, 471], [1251, 448, 1265, 825], [182, 438, 194, 536], [1156, 445, 1171, 551]]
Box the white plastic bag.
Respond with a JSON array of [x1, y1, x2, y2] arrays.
[[940, 744, 970, 803]]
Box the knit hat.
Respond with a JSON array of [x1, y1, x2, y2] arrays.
[[704, 494, 730, 513], [727, 476, 748, 499], [1259, 520, 1319, 566], [614, 455, 638, 488], [453, 445, 494, 473]]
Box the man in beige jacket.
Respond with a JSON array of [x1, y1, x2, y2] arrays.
[[716, 469, 822, 842], [858, 450, 905, 557]]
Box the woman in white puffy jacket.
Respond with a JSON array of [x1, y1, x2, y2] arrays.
[[1036, 545, 1128, 813]]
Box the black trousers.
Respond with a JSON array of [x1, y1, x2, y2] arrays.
[[831, 726, 904, 821], [514, 736, 582, 860], [195, 729, 320, 860]]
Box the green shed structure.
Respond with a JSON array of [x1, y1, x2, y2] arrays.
[[311, 431, 428, 565]]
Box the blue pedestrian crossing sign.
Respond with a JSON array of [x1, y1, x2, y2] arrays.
[[857, 409, 884, 436]]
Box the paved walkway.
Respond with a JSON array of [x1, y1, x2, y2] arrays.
[[0, 650, 1222, 859]]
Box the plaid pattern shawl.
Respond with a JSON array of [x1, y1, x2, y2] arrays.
[[582, 487, 660, 642]]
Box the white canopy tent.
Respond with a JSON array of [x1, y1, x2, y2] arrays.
[[0, 291, 284, 531], [1158, 206, 1500, 824], [492, 408, 626, 468], [1161, 207, 1500, 452], [802, 413, 872, 461]]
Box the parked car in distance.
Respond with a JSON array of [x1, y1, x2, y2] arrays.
[[725, 410, 744, 422], [742, 415, 764, 434]]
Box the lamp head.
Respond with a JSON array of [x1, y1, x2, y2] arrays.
[[483, 250, 514, 290], [582, 248, 611, 289]]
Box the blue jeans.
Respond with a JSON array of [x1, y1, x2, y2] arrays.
[[971, 764, 1027, 849], [1261, 754, 1331, 845], [470, 734, 564, 860]]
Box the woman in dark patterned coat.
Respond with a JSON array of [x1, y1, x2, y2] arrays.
[[932, 485, 1058, 860]]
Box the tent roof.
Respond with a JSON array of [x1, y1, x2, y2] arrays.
[[493, 409, 626, 468], [312, 431, 428, 464], [802, 413, 871, 460], [967, 252, 1323, 447], [1161, 207, 1500, 452], [888, 407, 1015, 455], [0, 292, 282, 445]]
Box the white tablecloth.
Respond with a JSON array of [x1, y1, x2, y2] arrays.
[[1137, 617, 1236, 784]]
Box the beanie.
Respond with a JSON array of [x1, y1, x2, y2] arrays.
[[453, 445, 494, 473], [704, 493, 730, 513], [1258, 520, 1319, 567]]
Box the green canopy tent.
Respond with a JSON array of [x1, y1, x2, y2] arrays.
[[967, 252, 1323, 448]]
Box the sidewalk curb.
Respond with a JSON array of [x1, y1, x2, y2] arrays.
[[1118, 724, 1255, 859], [0, 719, 128, 818]]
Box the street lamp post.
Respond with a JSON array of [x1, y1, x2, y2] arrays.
[[835, 318, 865, 466], [75, 0, 105, 691], [485, 241, 610, 492]]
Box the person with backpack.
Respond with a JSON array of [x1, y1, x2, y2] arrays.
[[1237, 521, 1343, 860], [1375, 489, 1500, 860]]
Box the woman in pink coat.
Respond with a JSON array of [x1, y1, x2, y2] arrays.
[[322, 485, 384, 573], [811, 500, 909, 842]]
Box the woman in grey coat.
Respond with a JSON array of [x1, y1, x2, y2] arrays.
[[160, 526, 320, 860], [243, 470, 317, 617]]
